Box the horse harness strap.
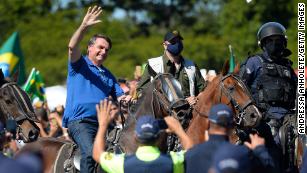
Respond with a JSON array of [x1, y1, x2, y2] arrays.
[[220, 74, 254, 126], [53, 142, 78, 173], [193, 74, 254, 125]]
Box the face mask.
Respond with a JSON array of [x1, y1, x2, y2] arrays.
[[167, 41, 183, 56], [264, 41, 285, 57]]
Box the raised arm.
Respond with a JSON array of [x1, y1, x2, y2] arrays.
[[164, 116, 193, 150], [92, 99, 113, 162], [68, 6, 102, 62]]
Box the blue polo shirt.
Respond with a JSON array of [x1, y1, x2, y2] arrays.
[[63, 55, 124, 127]]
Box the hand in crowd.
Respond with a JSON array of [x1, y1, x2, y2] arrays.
[[244, 134, 265, 150], [164, 116, 183, 134], [186, 96, 198, 106], [81, 6, 103, 28], [96, 99, 114, 127], [118, 94, 132, 103]]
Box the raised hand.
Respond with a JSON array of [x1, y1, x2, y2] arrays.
[[244, 134, 265, 150], [96, 99, 113, 127], [81, 6, 103, 27]]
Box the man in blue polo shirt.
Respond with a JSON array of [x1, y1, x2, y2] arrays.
[[93, 99, 193, 173], [63, 6, 129, 173]]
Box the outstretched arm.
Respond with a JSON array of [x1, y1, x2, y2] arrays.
[[164, 116, 193, 150], [68, 6, 102, 62], [92, 99, 113, 163]]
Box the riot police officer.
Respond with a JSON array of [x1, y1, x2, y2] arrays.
[[239, 22, 297, 173]]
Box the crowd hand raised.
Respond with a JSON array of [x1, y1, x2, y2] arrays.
[[244, 134, 265, 150], [186, 96, 198, 106], [164, 116, 183, 134], [81, 6, 103, 27], [96, 99, 113, 127]]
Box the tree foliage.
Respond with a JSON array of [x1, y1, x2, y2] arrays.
[[0, 0, 300, 85]]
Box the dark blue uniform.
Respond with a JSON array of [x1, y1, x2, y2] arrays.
[[184, 134, 229, 173], [185, 134, 275, 173], [240, 51, 297, 118]]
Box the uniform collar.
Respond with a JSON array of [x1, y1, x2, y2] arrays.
[[262, 51, 274, 62], [136, 146, 160, 161], [136, 146, 160, 154], [162, 53, 183, 66], [209, 134, 229, 142]]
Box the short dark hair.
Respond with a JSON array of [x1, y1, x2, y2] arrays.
[[88, 34, 112, 50]]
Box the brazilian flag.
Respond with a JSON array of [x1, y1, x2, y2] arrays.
[[22, 68, 46, 102], [0, 32, 26, 85]]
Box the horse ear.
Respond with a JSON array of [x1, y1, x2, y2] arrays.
[[221, 59, 230, 76], [233, 63, 240, 75]]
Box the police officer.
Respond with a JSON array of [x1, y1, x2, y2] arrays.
[[239, 22, 297, 172], [93, 99, 193, 173], [136, 30, 206, 106], [185, 104, 274, 173]]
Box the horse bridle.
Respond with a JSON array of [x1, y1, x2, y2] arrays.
[[151, 74, 190, 121], [194, 74, 254, 126], [0, 82, 38, 134], [219, 74, 254, 126]]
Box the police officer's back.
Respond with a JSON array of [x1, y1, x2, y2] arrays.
[[185, 104, 235, 173]]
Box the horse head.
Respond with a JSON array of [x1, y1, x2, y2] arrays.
[[196, 61, 262, 128], [190, 60, 262, 144], [135, 73, 191, 121], [120, 73, 191, 153], [0, 71, 39, 142]]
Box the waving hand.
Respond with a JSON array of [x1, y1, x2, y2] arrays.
[[81, 6, 103, 27]]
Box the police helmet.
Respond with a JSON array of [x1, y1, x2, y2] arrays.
[[257, 22, 287, 48]]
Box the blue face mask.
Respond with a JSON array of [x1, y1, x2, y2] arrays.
[[167, 41, 183, 56]]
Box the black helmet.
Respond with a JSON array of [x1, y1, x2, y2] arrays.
[[257, 22, 287, 48]]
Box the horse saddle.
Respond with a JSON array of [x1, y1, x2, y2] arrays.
[[53, 142, 80, 173]]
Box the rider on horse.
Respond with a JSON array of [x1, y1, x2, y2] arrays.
[[136, 30, 207, 130], [136, 30, 206, 106], [239, 22, 298, 173]]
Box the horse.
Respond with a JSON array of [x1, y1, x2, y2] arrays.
[[118, 60, 263, 154], [118, 73, 192, 154], [186, 62, 262, 145], [0, 70, 40, 143]]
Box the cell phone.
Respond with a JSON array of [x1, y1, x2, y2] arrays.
[[157, 119, 168, 130]]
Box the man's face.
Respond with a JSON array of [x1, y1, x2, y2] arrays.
[[88, 38, 110, 65]]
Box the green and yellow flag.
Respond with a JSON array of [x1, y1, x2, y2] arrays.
[[22, 68, 46, 102], [0, 32, 26, 85]]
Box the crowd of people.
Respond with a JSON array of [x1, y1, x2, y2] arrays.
[[0, 5, 306, 173]]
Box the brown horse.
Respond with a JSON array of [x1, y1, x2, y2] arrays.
[[0, 70, 40, 143], [187, 62, 262, 144]]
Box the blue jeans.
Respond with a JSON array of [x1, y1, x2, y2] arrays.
[[68, 118, 98, 173]]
